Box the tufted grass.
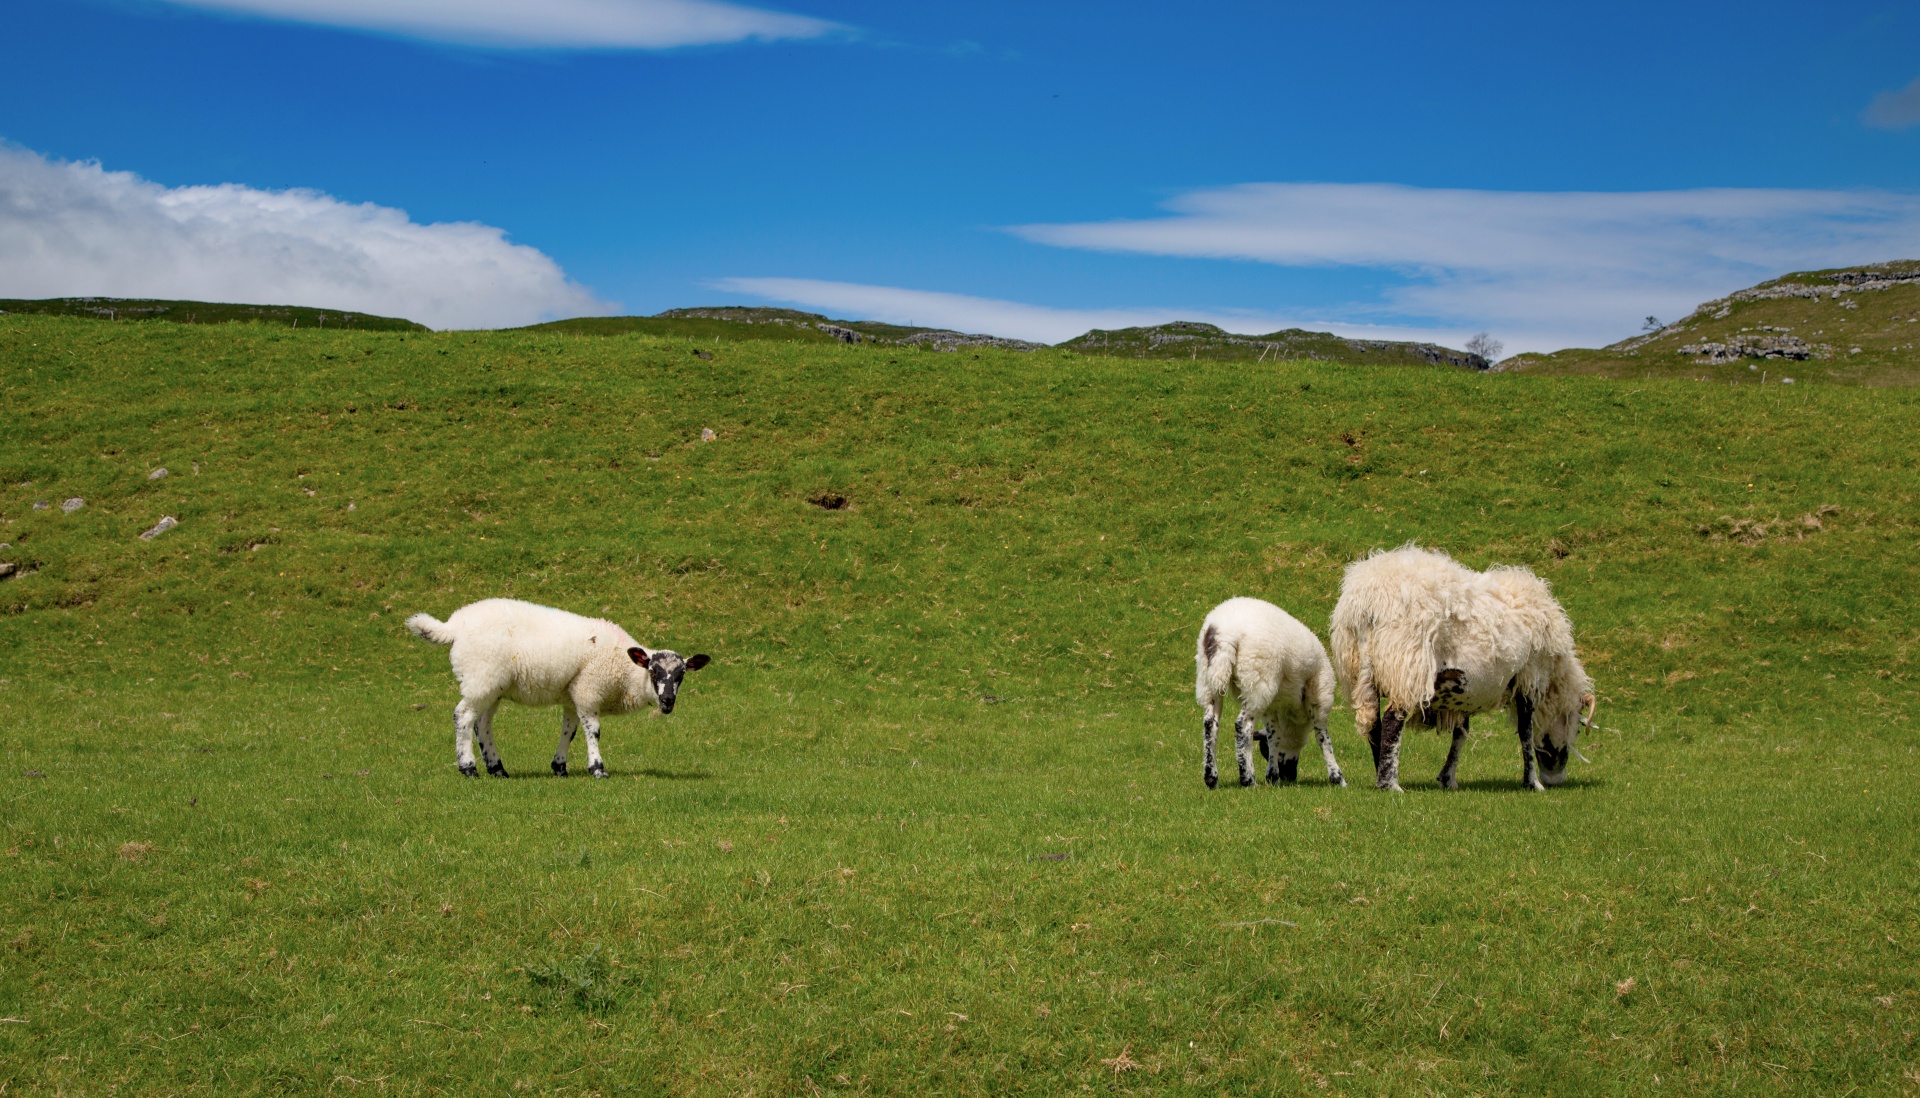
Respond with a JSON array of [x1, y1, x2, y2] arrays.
[[0, 315, 1916, 1096]]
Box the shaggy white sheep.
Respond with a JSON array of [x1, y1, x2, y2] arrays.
[[407, 598, 709, 778], [1329, 545, 1593, 792], [1194, 597, 1346, 788]]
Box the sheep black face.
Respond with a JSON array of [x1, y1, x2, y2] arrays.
[[628, 648, 710, 714], [1536, 736, 1570, 786], [1536, 692, 1595, 787]]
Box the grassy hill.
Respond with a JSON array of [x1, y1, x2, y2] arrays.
[[1498, 263, 1920, 385], [1058, 320, 1492, 369], [522, 306, 1045, 351], [1, 315, 1916, 1095], [0, 297, 426, 332]]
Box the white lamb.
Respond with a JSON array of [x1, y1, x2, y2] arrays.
[[1194, 597, 1346, 788], [1328, 545, 1594, 792], [406, 598, 709, 779]]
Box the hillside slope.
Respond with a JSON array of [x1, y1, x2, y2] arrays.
[[1058, 320, 1491, 369], [1, 316, 1916, 1095], [1498, 263, 1920, 384], [521, 305, 1044, 351], [0, 296, 426, 331]]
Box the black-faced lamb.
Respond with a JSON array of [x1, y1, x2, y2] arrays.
[[1329, 545, 1594, 792], [1194, 597, 1346, 788], [406, 598, 709, 778]]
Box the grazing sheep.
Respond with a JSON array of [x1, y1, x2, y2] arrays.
[[406, 599, 709, 779], [1194, 597, 1346, 788], [1329, 545, 1594, 792]]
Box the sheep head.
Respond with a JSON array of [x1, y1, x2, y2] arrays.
[[1533, 659, 1594, 787], [627, 647, 711, 714]]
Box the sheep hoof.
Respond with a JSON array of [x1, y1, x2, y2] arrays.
[[1526, 780, 1546, 792], [1239, 774, 1255, 787], [1438, 775, 1458, 791], [551, 760, 569, 777], [459, 763, 478, 778], [1204, 772, 1218, 789], [486, 761, 508, 778], [1329, 772, 1346, 788], [589, 763, 608, 779]]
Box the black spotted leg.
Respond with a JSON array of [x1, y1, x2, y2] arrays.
[[1437, 716, 1469, 790], [1233, 712, 1257, 787], [1514, 693, 1543, 791], [552, 703, 578, 776], [1201, 698, 1220, 788], [474, 699, 508, 777], [1375, 709, 1406, 791]]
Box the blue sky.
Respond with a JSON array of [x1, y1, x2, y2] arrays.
[[3, 0, 1919, 349]]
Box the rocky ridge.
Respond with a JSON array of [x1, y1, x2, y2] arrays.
[[1491, 262, 1920, 383], [656, 308, 1044, 351], [1060, 321, 1490, 370]]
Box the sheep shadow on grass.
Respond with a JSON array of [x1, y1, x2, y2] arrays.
[[633, 767, 713, 782], [1418, 776, 1607, 794]]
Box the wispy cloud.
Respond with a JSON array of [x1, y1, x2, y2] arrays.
[[0, 144, 611, 329], [1013, 183, 1920, 349], [1864, 76, 1920, 130], [713, 276, 1480, 348], [161, 0, 839, 50]]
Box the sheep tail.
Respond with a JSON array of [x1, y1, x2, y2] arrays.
[[406, 613, 456, 645], [1195, 622, 1237, 705]]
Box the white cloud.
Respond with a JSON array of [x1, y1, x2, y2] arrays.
[[713, 276, 1486, 348], [0, 144, 611, 330], [1014, 183, 1920, 350], [162, 0, 837, 49], [1865, 76, 1920, 130]]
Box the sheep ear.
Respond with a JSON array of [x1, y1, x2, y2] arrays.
[[627, 646, 649, 666], [686, 654, 710, 671]]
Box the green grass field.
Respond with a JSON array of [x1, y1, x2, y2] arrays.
[[1, 315, 1917, 1096]]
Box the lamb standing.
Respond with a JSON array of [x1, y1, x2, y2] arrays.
[[1194, 597, 1346, 788], [407, 599, 709, 778], [1328, 545, 1594, 792]]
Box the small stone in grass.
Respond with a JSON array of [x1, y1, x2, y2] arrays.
[[149, 467, 169, 480], [701, 427, 717, 442], [139, 516, 178, 541], [61, 498, 84, 513], [31, 501, 47, 511]]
